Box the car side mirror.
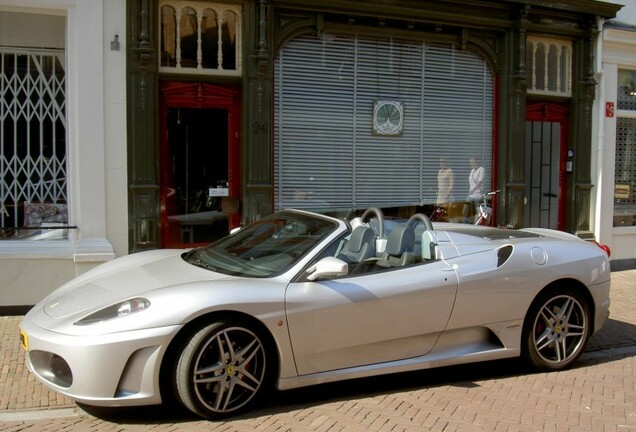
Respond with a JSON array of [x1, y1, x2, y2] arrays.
[[306, 257, 349, 281]]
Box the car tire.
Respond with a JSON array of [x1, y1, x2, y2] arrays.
[[522, 288, 590, 371], [175, 320, 270, 419]]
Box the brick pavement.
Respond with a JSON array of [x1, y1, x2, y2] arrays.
[[1, 270, 635, 431]]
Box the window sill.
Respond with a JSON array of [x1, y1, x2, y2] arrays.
[[0, 238, 115, 262], [613, 225, 636, 234]]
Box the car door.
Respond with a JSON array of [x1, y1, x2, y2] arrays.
[[285, 260, 458, 375]]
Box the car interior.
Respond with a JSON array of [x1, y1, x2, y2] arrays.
[[331, 208, 440, 276]]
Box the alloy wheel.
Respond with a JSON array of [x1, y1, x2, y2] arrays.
[[176, 322, 268, 418], [529, 293, 589, 368]]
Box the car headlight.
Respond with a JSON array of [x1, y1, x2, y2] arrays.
[[74, 298, 151, 326]]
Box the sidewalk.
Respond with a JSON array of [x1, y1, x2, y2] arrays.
[[586, 269, 636, 351], [1, 270, 635, 414]]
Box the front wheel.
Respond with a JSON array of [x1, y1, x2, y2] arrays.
[[175, 321, 270, 419], [522, 289, 590, 371]]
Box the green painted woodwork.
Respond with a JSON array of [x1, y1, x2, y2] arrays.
[[126, 0, 620, 250]]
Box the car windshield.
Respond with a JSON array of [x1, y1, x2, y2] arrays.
[[183, 211, 339, 277]]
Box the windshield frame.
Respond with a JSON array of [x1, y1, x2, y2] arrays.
[[182, 210, 341, 278]]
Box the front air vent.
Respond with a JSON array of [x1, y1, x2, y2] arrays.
[[497, 245, 514, 267], [50, 354, 73, 388], [29, 350, 73, 388]]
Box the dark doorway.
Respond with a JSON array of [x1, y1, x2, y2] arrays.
[[162, 108, 229, 247], [159, 82, 241, 249]]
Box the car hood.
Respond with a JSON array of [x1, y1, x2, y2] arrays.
[[42, 249, 234, 319]]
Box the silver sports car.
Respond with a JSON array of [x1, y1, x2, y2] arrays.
[[20, 208, 611, 419]]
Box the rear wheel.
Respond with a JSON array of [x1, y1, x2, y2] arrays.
[[523, 289, 590, 371], [175, 321, 270, 419]]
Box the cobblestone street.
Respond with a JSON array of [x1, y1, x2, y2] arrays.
[[1, 270, 635, 431]]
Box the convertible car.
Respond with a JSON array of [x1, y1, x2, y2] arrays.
[[20, 208, 611, 419]]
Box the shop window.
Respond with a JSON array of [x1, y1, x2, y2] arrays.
[[614, 70, 636, 227], [274, 34, 493, 216], [159, 1, 241, 76], [614, 118, 636, 227], [617, 69, 636, 111], [0, 11, 68, 240], [526, 36, 571, 97]]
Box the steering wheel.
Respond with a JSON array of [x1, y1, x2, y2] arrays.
[[407, 213, 434, 232], [360, 207, 385, 239]]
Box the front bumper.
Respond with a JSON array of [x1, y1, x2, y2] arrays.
[[20, 319, 182, 407]]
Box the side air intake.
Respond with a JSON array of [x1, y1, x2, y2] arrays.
[[497, 245, 514, 267]]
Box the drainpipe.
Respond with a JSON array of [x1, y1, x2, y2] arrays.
[[593, 16, 607, 245]]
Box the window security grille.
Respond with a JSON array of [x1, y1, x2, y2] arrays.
[[0, 48, 67, 235], [614, 70, 636, 227], [614, 118, 636, 227]]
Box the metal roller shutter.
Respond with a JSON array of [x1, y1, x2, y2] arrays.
[[274, 33, 493, 214]]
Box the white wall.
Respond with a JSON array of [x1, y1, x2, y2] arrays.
[[0, 0, 127, 306], [595, 0, 636, 268], [103, 0, 129, 258]]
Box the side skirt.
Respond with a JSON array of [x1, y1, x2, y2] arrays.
[[277, 344, 519, 391]]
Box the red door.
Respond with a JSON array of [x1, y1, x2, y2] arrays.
[[525, 101, 569, 230], [159, 82, 240, 248]]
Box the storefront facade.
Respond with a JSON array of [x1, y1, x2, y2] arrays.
[[0, 0, 625, 308], [0, 0, 126, 309], [126, 0, 621, 253], [595, 1, 636, 269]]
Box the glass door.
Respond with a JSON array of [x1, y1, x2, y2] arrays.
[[525, 102, 569, 230]]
